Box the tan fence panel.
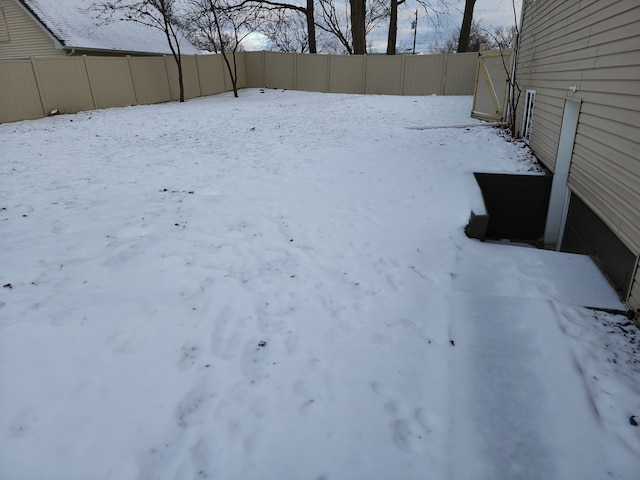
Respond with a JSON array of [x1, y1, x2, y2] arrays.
[[85, 56, 136, 109], [222, 51, 248, 91], [238, 52, 249, 89], [0, 59, 44, 123], [184, 55, 203, 99], [2, 52, 482, 124], [365, 55, 403, 95], [472, 52, 511, 121], [32, 56, 95, 114], [443, 52, 478, 95], [264, 51, 296, 90], [329, 55, 365, 94], [244, 51, 264, 88], [166, 55, 201, 101], [128, 56, 171, 105], [403, 54, 445, 95], [197, 55, 227, 96], [296, 54, 329, 93]]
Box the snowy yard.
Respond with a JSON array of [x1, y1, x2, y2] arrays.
[[1, 89, 639, 480]]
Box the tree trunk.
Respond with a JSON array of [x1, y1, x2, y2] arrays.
[[306, 0, 317, 53], [386, 0, 398, 55], [457, 0, 476, 53], [177, 58, 185, 102], [350, 0, 366, 54]]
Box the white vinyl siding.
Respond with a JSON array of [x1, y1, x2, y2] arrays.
[[515, 0, 640, 307]]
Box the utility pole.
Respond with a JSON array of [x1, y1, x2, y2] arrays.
[[411, 9, 418, 55]]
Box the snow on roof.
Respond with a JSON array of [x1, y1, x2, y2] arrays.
[[19, 0, 200, 55]]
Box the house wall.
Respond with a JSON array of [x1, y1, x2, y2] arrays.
[[0, 0, 62, 58], [514, 0, 640, 308]]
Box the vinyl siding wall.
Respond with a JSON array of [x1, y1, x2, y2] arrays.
[[0, 0, 62, 58], [515, 0, 640, 308]]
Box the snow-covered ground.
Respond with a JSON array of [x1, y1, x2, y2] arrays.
[[1, 90, 638, 480]]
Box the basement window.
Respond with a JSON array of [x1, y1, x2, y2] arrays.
[[522, 89, 536, 143]]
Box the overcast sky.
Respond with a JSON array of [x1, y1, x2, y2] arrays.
[[243, 0, 522, 53]]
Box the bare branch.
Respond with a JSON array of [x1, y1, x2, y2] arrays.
[[92, 0, 188, 102]]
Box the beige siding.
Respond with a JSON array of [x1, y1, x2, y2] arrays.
[[0, 0, 62, 58], [515, 0, 640, 307], [0, 5, 9, 41]]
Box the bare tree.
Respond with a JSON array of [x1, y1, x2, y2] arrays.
[[184, 3, 236, 52], [456, 0, 476, 52], [366, 0, 390, 42], [316, 0, 387, 54], [432, 18, 491, 53], [485, 1, 523, 134], [488, 24, 517, 51], [260, 9, 311, 52], [235, 0, 317, 53], [189, 0, 257, 97], [350, 0, 366, 53], [386, 0, 406, 55], [94, 0, 189, 102], [316, 0, 353, 53], [386, 0, 449, 55]]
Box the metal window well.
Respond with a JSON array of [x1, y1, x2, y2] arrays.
[[561, 193, 637, 301], [465, 172, 552, 244]]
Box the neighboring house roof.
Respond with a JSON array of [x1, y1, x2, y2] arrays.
[[16, 0, 199, 55]]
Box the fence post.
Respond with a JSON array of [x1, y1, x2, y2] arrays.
[[126, 55, 141, 105], [195, 54, 204, 96], [362, 55, 367, 94], [226, 53, 233, 92], [440, 53, 448, 95], [192, 55, 203, 98], [28, 57, 47, 117], [327, 54, 332, 93], [29, 57, 50, 114], [163, 56, 174, 101], [82, 55, 97, 110], [400, 54, 406, 96], [294, 52, 298, 91]]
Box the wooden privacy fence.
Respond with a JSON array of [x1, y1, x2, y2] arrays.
[[0, 51, 479, 124]]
